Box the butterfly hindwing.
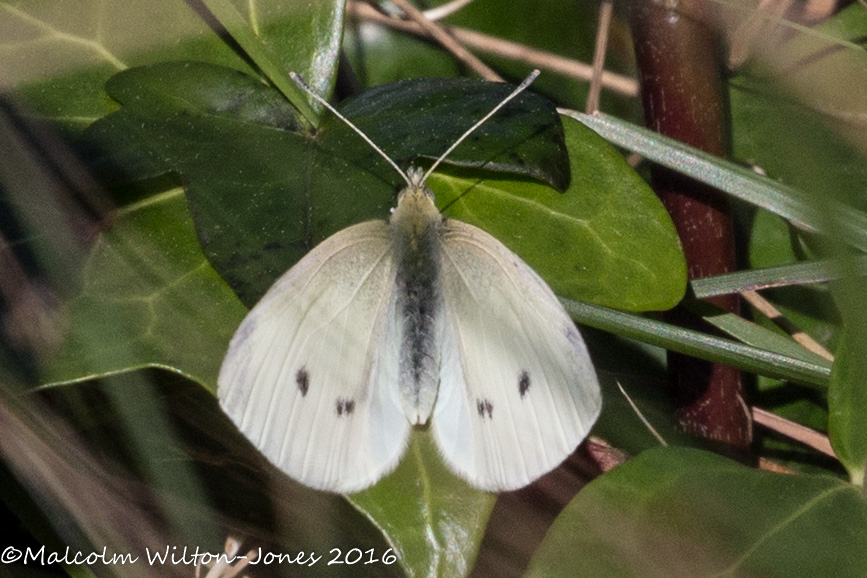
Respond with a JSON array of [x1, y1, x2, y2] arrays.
[[218, 221, 410, 493], [433, 220, 602, 491]]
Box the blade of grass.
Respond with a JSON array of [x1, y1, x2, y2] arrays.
[[690, 257, 867, 298], [563, 299, 831, 388], [741, 290, 834, 362], [682, 301, 833, 369]]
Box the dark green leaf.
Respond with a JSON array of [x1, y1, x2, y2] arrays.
[[526, 447, 867, 578], [84, 63, 570, 305], [320, 75, 570, 190]]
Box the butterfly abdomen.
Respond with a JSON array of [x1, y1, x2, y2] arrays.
[[391, 186, 444, 425]]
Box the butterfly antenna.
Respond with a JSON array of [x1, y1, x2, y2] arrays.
[[421, 69, 541, 184], [290, 72, 413, 189]]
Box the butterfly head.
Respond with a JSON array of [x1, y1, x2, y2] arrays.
[[398, 165, 434, 200], [407, 166, 427, 190], [391, 165, 440, 230]]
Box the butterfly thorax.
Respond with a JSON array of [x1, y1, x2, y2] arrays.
[[389, 184, 443, 425]]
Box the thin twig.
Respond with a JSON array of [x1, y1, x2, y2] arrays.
[[741, 290, 834, 361], [616, 381, 668, 446], [422, 0, 475, 21], [349, 1, 639, 96], [752, 407, 836, 458], [586, 0, 613, 113], [385, 0, 502, 81]]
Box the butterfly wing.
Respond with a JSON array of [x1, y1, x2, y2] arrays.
[[433, 220, 602, 491], [218, 221, 409, 493]]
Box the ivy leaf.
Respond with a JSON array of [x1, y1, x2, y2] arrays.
[[526, 447, 867, 578], [84, 62, 570, 306], [0, 0, 343, 136], [42, 190, 246, 389]]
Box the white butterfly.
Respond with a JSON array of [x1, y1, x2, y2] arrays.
[[218, 71, 602, 493]]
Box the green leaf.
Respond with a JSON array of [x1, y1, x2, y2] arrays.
[[728, 9, 867, 459], [829, 306, 867, 485], [731, 74, 867, 215], [199, 0, 344, 124], [729, 4, 867, 484], [526, 447, 867, 578], [0, 0, 342, 135], [433, 116, 686, 311], [349, 431, 494, 578], [727, 6, 867, 450], [42, 190, 246, 389], [740, 211, 836, 471], [84, 63, 570, 306], [320, 76, 570, 190], [747, 212, 840, 348]]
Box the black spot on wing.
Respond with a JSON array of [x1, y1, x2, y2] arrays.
[[476, 398, 493, 419], [336, 398, 356, 417], [565, 325, 585, 350], [519, 371, 531, 398], [296, 368, 309, 397]]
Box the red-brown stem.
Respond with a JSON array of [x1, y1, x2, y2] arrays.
[[629, 0, 751, 448]]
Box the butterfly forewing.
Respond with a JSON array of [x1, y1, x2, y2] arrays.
[[432, 220, 602, 491], [218, 221, 410, 493]]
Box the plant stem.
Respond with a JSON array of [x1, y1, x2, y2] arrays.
[[629, 0, 752, 449]]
